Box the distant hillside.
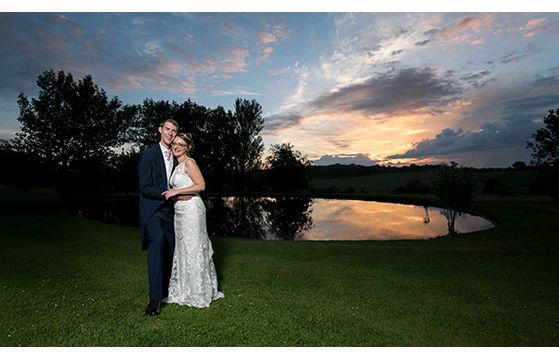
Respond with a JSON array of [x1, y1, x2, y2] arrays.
[[310, 164, 446, 179], [309, 165, 539, 195]]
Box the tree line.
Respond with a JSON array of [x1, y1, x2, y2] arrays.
[[1, 70, 557, 211], [0, 70, 310, 210]]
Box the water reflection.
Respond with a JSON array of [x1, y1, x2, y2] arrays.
[[204, 197, 493, 241], [264, 197, 314, 240], [205, 196, 314, 240], [440, 208, 460, 234], [206, 197, 268, 239], [86, 196, 493, 240]]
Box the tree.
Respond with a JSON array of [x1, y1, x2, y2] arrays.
[[219, 98, 265, 191], [127, 98, 179, 148], [228, 98, 264, 174], [511, 161, 528, 170], [432, 161, 477, 234], [15, 70, 132, 208], [265, 142, 311, 192], [527, 108, 559, 200], [0, 139, 50, 191], [129, 97, 265, 192], [200, 105, 235, 191], [527, 108, 559, 168], [106, 148, 141, 195]]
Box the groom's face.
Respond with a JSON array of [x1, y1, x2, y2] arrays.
[[159, 121, 178, 147]]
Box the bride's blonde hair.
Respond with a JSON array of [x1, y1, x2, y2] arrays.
[[176, 133, 195, 155]]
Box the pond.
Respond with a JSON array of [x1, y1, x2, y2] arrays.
[[90, 196, 494, 241], [205, 197, 494, 240]]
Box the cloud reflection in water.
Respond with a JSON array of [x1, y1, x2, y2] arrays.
[[205, 197, 494, 241]]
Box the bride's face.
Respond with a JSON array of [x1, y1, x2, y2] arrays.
[[171, 138, 189, 157]]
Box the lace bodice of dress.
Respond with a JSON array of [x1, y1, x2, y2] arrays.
[[170, 161, 194, 191]]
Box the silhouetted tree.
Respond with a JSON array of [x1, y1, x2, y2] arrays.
[[107, 148, 141, 194], [0, 139, 50, 191], [130, 97, 264, 192], [265, 142, 311, 192], [225, 98, 264, 191], [232, 98, 264, 173], [15, 70, 132, 209], [527, 109, 559, 168], [527, 108, 559, 200], [511, 161, 528, 170], [128, 99, 179, 148], [432, 161, 477, 233], [201, 105, 235, 191]]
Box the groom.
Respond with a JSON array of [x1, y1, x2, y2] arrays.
[[138, 118, 179, 316]]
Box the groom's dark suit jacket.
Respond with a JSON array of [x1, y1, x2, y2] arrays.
[[138, 144, 177, 251]]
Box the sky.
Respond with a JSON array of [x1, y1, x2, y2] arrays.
[[1, 2, 559, 167]]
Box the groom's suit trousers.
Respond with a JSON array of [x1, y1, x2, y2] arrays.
[[145, 205, 175, 301]]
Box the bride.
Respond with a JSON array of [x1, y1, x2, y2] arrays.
[[162, 133, 224, 308]]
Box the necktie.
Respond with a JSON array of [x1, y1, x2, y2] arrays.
[[165, 149, 171, 161]]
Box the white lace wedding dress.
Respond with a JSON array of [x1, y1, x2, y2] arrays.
[[165, 160, 224, 308]]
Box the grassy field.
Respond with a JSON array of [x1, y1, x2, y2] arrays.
[[1, 186, 558, 346]]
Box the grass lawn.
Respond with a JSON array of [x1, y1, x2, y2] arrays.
[[1, 186, 558, 346]]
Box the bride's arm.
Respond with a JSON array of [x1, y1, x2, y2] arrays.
[[162, 158, 205, 199]]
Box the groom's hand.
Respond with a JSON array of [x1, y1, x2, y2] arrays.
[[176, 195, 193, 201]]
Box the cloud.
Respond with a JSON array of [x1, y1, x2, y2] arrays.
[[321, 13, 442, 87], [106, 59, 197, 94], [188, 61, 219, 74], [257, 47, 274, 63], [519, 18, 559, 38], [312, 153, 379, 166], [414, 39, 431, 46], [387, 91, 559, 161], [0, 14, 88, 96], [533, 74, 559, 88], [220, 48, 250, 73], [519, 17, 547, 37], [277, 62, 311, 112], [310, 67, 463, 116], [258, 32, 277, 44], [271, 24, 290, 40], [525, 18, 546, 28], [263, 113, 304, 132], [500, 44, 542, 65], [460, 70, 492, 87], [209, 86, 260, 97], [428, 14, 495, 46], [498, 93, 559, 115], [255, 23, 290, 64], [386, 120, 537, 160], [0, 14, 199, 97], [457, 17, 483, 32], [501, 52, 528, 64], [0, 13, 260, 102]]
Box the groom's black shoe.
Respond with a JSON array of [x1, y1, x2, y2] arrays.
[[145, 300, 161, 316]]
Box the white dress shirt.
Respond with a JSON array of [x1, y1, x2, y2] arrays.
[[159, 142, 173, 188]]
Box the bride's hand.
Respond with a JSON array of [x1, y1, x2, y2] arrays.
[[162, 189, 176, 200]]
